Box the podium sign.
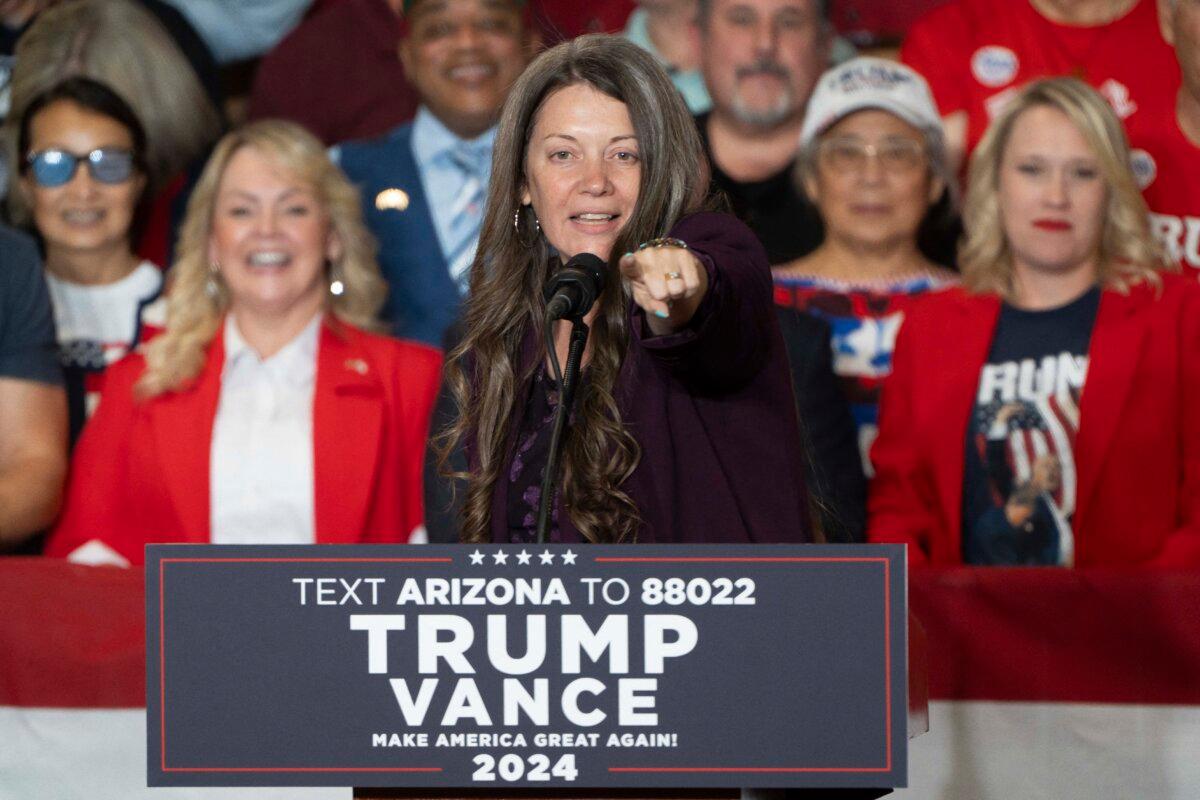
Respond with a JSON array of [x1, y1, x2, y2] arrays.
[[146, 544, 906, 789]]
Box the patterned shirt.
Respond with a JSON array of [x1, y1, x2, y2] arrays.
[[773, 271, 956, 474]]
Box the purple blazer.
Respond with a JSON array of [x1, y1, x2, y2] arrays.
[[482, 212, 813, 544]]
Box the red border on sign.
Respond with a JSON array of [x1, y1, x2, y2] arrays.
[[593, 556, 894, 775], [158, 557, 451, 774], [156, 554, 898, 778]]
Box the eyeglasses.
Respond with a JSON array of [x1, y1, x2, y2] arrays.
[[816, 138, 926, 174], [24, 148, 136, 188]]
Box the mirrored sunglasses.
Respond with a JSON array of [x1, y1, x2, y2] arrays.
[[25, 148, 136, 188]]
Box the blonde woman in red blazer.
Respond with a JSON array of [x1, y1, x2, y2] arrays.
[[47, 121, 441, 566], [867, 78, 1200, 568]]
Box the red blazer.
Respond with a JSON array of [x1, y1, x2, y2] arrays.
[[46, 319, 442, 564], [867, 275, 1200, 567]]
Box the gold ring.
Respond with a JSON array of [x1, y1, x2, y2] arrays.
[[665, 271, 683, 280]]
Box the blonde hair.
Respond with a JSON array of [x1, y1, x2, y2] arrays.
[[4, 0, 222, 223], [136, 120, 386, 398], [959, 77, 1167, 297]]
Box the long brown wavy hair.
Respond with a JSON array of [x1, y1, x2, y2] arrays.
[[437, 35, 710, 544]]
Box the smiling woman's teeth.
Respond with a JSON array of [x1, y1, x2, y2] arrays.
[[577, 213, 614, 222], [63, 210, 103, 223], [248, 251, 290, 266], [449, 64, 494, 80]]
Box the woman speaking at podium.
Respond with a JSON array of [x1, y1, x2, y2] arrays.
[[437, 36, 813, 546]]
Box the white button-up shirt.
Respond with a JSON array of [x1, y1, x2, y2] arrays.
[[209, 314, 320, 544]]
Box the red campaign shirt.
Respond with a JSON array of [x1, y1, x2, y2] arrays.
[[1138, 104, 1200, 275], [901, 0, 1179, 160]]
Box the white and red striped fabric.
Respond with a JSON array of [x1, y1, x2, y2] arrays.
[[898, 567, 1200, 799], [2, 559, 1198, 797], [0, 558, 345, 799]]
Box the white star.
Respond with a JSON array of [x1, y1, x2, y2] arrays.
[[516, 550, 532, 565], [468, 550, 484, 565], [561, 549, 577, 565], [539, 550, 555, 565], [492, 550, 508, 565]]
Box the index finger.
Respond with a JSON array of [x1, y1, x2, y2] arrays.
[[619, 250, 649, 282]]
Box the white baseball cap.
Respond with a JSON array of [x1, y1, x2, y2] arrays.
[[799, 57, 943, 147]]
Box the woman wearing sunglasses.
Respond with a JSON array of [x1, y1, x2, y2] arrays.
[[46, 120, 442, 566], [17, 77, 162, 442], [7, 0, 225, 268]]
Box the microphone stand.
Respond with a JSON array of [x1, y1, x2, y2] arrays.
[[536, 315, 590, 544]]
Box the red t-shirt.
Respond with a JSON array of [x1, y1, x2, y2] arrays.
[[1138, 102, 1200, 275], [901, 0, 1179, 160]]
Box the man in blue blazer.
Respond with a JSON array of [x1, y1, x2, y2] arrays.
[[334, 0, 535, 348]]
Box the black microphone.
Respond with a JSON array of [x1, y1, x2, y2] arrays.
[[543, 253, 607, 321]]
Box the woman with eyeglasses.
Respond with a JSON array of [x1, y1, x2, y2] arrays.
[[773, 58, 959, 487], [46, 120, 442, 566], [868, 78, 1200, 567], [16, 77, 162, 442], [7, 0, 225, 268]]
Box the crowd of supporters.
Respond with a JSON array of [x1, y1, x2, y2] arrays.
[[0, 0, 1196, 568]]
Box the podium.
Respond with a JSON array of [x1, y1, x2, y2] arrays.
[[144, 543, 917, 795], [353, 616, 928, 800], [354, 789, 894, 798], [10, 557, 1200, 798]]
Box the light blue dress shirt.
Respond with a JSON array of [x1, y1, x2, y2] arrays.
[[160, 0, 309, 63], [411, 107, 498, 290], [623, 9, 712, 116], [622, 9, 856, 118]]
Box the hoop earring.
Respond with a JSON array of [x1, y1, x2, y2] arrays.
[[513, 205, 540, 248]]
